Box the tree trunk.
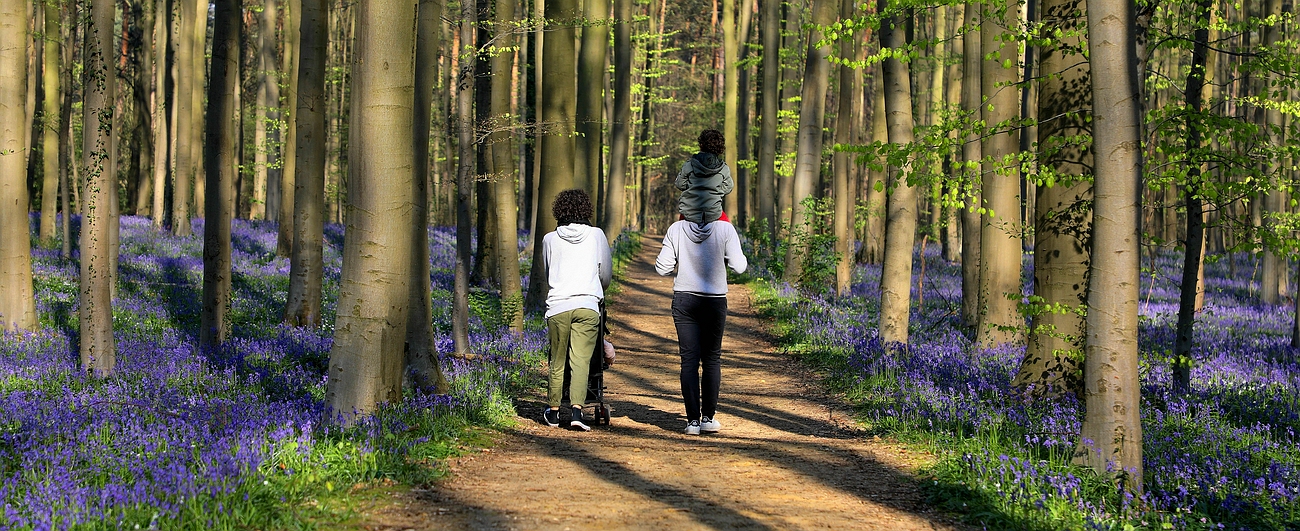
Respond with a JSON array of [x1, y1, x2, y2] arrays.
[[576, 0, 608, 199], [80, 0, 117, 374], [1172, 0, 1212, 392], [251, 0, 279, 220], [976, 0, 1023, 347], [0, 0, 35, 332], [782, 0, 836, 284], [1077, 0, 1144, 490], [862, 69, 885, 264], [152, 0, 172, 229], [453, 0, 478, 354], [722, 0, 739, 218], [876, 0, 918, 345], [277, 0, 301, 256], [173, 0, 196, 235], [284, 0, 327, 327], [491, 0, 523, 333], [525, 0, 579, 310], [960, 1, 982, 328], [1261, 0, 1285, 305], [132, 0, 156, 218], [406, 0, 448, 391], [325, 0, 419, 422], [832, 0, 855, 295], [926, 5, 947, 258], [756, 0, 779, 240], [37, 0, 60, 245], [775, 0, 803, 239], [200, 0, 241, 349], [602, 0, 632, 239], [1016, 0, 1090, 397], [942, 5, 962, 263], [190, 0, 208, 219], [59, 14, 73, 258]]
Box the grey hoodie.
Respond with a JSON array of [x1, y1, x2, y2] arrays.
[[676, 152, 734, 224], [655, 220, 747, 296], [542, 224, 612, 318]]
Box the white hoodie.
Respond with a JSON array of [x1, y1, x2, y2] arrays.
[[655, 220, 747, 295], [543, 224, 612, 318]]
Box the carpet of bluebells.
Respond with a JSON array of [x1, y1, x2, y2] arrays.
[[0, 215, 562, 530], [754, 246, 1300, 530]]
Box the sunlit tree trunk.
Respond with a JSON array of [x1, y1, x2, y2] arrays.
[[284, 0, 327, 327], [960, 1, 982, 328], [452, 0, 478, 353], [832, 0, 855, 295], [782, 0, 835, 283], [775, 0, 803, 238], [189, 0, 208, 220], [59, 14, 72, 258], [1261, 0, 1285, 305], [862, 70, 885, 264], [80, 0, 117, 374], [756, 0, 778, 239], [277, 0, 301, 256], [976, 0, 1023, 347], [525, 0, 579, 309], [721, 0, 738, 218], [151, 0, 171, 229], [0, 0, 35, 332], [577, 0, 608, 199], [602, 0, 632, 239], [38, 0, 59, 245], [325, 0, 418, 422], [1016, 0, 1090, 397], [1077, 0, 1144, 489], [491, 0, 523, 333], [876, 0, 918, 345], [200, 0, 241, 349], [172, 0, 196, 236], [252, 0, 279, 220]]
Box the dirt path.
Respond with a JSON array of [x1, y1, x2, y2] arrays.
[[365, 236, 965, 531]]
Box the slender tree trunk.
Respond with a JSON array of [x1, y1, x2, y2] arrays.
[[976, 0, 1023, 347], [251, 0, 279, 220], [756, 0, 778, 240], [832, 0, 855, 295], [942, 5, 962, 263], [1261, 0, 1285, 305], [525, 0, 579, 309], [927, 4, 947, 254], [284, 0, 326, 327], [190, 0, 207, 218], [576, 0, 608, 199], [200, 0, 241, 349], [876, 0, 919, 345], [602, 0, 632, 239], [782, 0, 835, 283], [406, 0, 448, 391], [721, 0, 739, 218], [325, 0, 419, 422], [59, 15, 73, 258], [131, 0, 156, 218], [776, 0, 803, 238], [1077, 0, 1144, 489], [960, 2, 982, 328], [0, 0, 35, 332], [173, 0, 196, 235], [80, 0, 117, 374], [472, 3, 497, 287], [37, 1, 60, 245], [152, 0, 172, 229], [453, 0, 478, 354], [277, 0, 301, 256], [490, 0, 523, 333], [1016, 0, 1090, 397], [861, 69, 886, 264], [1172, 0, 1212, 392]]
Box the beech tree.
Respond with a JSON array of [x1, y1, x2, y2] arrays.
[[876, 0, 919, 345], [601, 0, 632, 239], [151, 0, 171, 229], [489, 0, 523, 333], [277, 0, 301, 257], [200, 0, 242, 349], [959, 0, 981, 328], [81, 0, 117, 375], [252, 0, 280, 221], [755, 0, 778, 239], [452, 0, 477, 354], [783, 0, 836, 283], [832, 0, 856, 295], [284, 0, 327, 327], [576, 0, 608, 199], [1077, 0, 1144, 488], [0, 0, 35, 333], [325, 0, 419, 421], [172, 0, 198, 236], [38, 0, 59, 245]]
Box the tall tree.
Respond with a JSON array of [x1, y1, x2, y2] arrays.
[[1077, 0, 1143, 488], [172, 0, 197, 236], [325, 0, 419, 421], [81, 0, 117, 374], [976, 0, 1023, 347], [188, 0, 208, 218], [38, 0, 60, 245], [831, 0, 855, 295], [861, 68, 886, 264], [1261, 0, 1285, 305], [1172, 0, 1213, 391], [200, 0, 242, 349], [277, 0, 301, 256], [252, 0, 280, 220], [490, 0, 523, 333], [0, 0, 35, 332], [876, 0, 918, 345], [151, 0, 171, 229], [525, 0, 579, 309], [960, 1, 982, 328], [602, 0, 632, 239], [1015, 0, 1091, 397], [576, 0, 608, 198], [452, 0, 478, 354], [284, 0, 327, 327], [782, 0, 836, 283], [756, 0, 778, 239], [722, 0, 739, 218]]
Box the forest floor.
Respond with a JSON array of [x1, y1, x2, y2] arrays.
[[352, 236, 968, 531]]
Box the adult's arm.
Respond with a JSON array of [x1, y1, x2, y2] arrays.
[[597, 230, 613, 289], [718, 164, 735, 195], [675, 161, 692, 191], [724, 223, 748, 274], [655, 227, 678, 276]]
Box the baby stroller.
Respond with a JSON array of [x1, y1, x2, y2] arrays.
[[562, 301, 613, 425]]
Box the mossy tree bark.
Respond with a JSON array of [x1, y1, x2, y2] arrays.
[[80, 0, 117, 374]]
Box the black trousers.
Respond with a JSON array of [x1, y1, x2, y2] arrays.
[[672, 292, 727, 421]]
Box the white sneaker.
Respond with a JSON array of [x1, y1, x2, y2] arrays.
[[684, 420, 701, 435], [700, 416, 721, 433]]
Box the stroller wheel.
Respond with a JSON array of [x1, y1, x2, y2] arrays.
[[598, 404, 611, 425]]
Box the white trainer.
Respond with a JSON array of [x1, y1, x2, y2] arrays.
[[700, 416, 721, 433], [684, 420, 702, 435]]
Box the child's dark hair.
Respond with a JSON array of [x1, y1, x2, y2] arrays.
[[552, 189, 593, 226], [698, 129, 725, 155]]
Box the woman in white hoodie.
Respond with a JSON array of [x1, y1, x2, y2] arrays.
[[655, 216, 747, 435], [541, 190, 612, 431]]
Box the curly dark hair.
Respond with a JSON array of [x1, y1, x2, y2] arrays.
[[698, 129, 725, 155], [552, 189, 593, 226]]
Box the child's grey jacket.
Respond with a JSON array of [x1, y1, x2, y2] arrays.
[[675, 152, 734, 224]]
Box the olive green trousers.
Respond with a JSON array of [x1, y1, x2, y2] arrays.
[[546, 308, 600, 408]]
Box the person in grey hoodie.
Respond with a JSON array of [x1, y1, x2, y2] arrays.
[[655, 216, 747, 435], [676, 129, 734, 225], [541, 189, 612, 431]]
